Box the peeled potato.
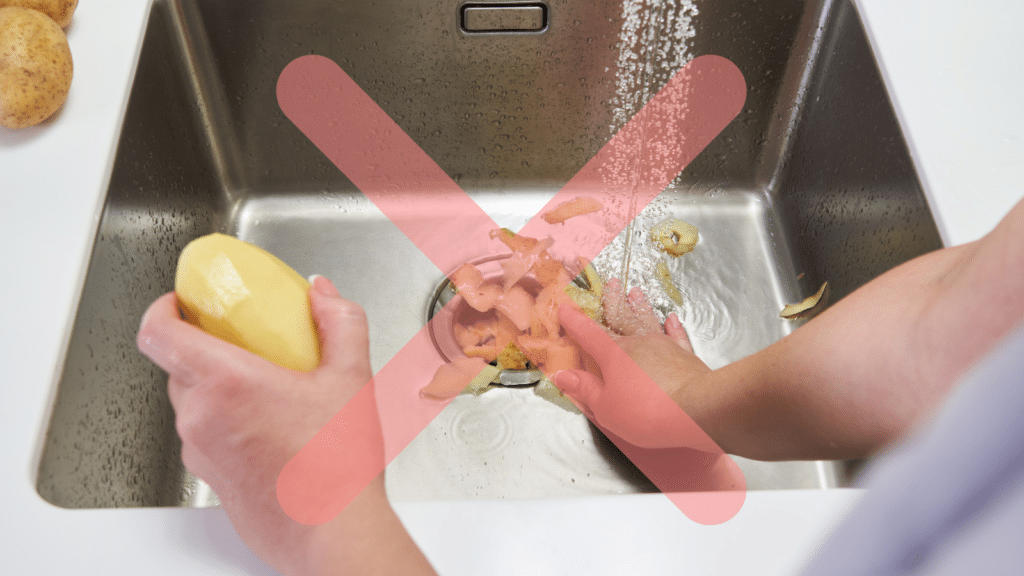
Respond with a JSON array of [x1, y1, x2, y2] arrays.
[[0, 6, 73, 128], [175, 233, 321, 372], [0, 1, 78, 28]]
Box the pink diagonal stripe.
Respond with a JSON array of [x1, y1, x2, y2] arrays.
[[522, 55, 746, 270], [276, 54, 747, 526]]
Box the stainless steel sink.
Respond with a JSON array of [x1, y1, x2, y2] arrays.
[[37, 0, 942, 508]]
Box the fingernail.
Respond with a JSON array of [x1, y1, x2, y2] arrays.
[[139, 307, 152, 333], [628, 287, 643, 300], [309, 274, 340, 297]]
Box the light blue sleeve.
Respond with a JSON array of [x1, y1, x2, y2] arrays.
[[799, 322, 1024, 575]]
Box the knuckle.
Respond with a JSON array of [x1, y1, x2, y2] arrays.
[[337, 300, 368, 321], [172, 378, 244, 449], [325, 299, 368, 327], [179, 443, 203, 475], [175, 413, 202, 448]]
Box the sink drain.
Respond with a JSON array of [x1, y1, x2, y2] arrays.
[[425, 255, 547, 387]]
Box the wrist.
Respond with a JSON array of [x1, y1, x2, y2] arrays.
[[290, 478, 390, 576], [676, 366, 736, 454], [296, 478, 436, 576]]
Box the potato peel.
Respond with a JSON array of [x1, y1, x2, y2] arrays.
[[542, 197, 603, 224], [496, 341, 531, 370], [564, 284, 603, 322], [650, 218, 699, 257], [534, 378, 582, 415], [577, 257, 603, 299], [565, 257, 604, 322], [781, 281, 830, 320], [655, 260, 684, 306]]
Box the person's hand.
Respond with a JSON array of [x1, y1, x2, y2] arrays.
[[600, 279, 714, 414], [137, 276, 433, 575], [554, 280, 746, 503], [554, 280, 716, 451]]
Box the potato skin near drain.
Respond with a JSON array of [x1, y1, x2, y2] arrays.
[[0, 6, 73, 129], [175, 233, 321, 372]]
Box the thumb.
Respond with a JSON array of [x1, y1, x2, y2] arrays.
[[308, 275, 372, 379], [553, 369, 603, 416], [558, 301, 619, 360], [664, 312, 695, 353]]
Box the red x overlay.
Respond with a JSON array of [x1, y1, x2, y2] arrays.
[[276, 54, 747, 526]]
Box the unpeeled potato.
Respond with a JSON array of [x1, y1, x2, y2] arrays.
[[0, 0, 77, 28], [0, 6, 73, 128], [175, 233, 321, 372]]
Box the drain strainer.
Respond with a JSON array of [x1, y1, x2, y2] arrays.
[[425, 255, 548, 387]]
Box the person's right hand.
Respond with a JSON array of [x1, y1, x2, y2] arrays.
[[554, 280, 717, 450]]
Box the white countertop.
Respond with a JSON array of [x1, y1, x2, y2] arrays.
[[1, 0, 1021, 574]]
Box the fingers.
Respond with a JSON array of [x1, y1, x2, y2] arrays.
[[308, 276, 372, 383], [665, 312, 695, 353], [558, 301, 620, 359], [137, 292, 274, 387], [602, 279, 662, 336], [552, 369, 602, 418], [626, 287, 663, 335], [166, 374, 187, 414], [602, 279, 631, 334]]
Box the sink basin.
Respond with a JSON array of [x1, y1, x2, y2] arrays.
[[37, 0, 941, 508]]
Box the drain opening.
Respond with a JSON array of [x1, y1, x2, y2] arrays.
[[427, 255, 542, 387], [426, 254, 592, 387]]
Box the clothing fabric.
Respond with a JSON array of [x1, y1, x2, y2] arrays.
[[800, 322, 1024, 575]]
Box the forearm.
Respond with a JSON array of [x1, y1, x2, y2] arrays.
[[699, 340, 888, 461], [696, 196, 1024, 461], [299, 479, 436, 576], [692, 243, 980, 461], [915, 195, 1024, 387]]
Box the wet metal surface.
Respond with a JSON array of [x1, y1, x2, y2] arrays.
[[461, 3, 548, 33], [37, 0, 941, 508]]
